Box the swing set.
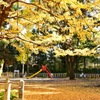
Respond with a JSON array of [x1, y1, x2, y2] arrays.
[[27, 65, 53, 79]]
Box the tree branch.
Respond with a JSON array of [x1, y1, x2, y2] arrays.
[[18, 0, 58, 17]]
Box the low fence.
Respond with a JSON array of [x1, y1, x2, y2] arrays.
[[0, 78, 24, 100], [2, 72, 67, 78], [75, 73, 100, 78], [2, 72, 100, 79], [32, 73, 67, 78], [37, 73, 100, 78]]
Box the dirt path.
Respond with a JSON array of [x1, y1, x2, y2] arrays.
[[24, 79, 100, 100]]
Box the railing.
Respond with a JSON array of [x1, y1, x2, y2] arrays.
[[75, 73, 100, 78], [37, 73, 100, 78], [0, 78, 24, 100], [2, 72, 67, 78], [2, 72, 100, 79], [30, 73, 67, 78]]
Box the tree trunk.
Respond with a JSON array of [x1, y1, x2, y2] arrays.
[[60, 56, 67, 72], [83, 57, 86, 73], [75, 56, 80, 72], [67, 55, 75, 80], [61, 55, 75, 79]]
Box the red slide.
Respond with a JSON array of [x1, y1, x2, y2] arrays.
[[42, 65, 53, 79]]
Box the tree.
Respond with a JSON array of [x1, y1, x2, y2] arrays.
[[0, 0, 100, 79]]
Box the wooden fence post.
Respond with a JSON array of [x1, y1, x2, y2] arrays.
[[19, 79, 25, 100], [4, 78, 11, 100]]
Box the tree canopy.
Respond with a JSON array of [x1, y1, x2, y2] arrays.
[[0, 0, 100, 64]]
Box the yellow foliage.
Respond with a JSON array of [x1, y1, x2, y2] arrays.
[[70, 3, 78, 10], [12, 43, 31, 63], [70, 27, 75, 33], [0, 0, 99, 58], [12, 44, 23, 53], [64, 12, 70, 18], [94, 32, 100, 44], [0, 0, 9, 7], [76, 8, 82, 15], [16, 53, 28, 64], [57, 15, 65, 21], [77, 31, 90, 41]]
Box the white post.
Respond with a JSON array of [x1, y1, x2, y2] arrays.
[[4, 78, 11, 100], [19, 79, 25, 100]]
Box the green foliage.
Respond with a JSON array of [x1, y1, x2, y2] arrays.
[[30, 0, 35, 2], [0, 59, 4, 66], [12, 3, 22, 11], [0, 92, 4, 100], [0, 41, 5, 47], [0, 91, 17, 100], [10, 91, 18, 100]]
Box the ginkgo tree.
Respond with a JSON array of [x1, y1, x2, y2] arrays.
[[0, 0, 100, 79]]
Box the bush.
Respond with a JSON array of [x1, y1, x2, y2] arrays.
[[0, 92, 4, 100], [0, 91, 17, 100]]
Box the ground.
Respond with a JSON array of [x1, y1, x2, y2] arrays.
[[24, 78, 100, 100], [0, 78, 100, 100]]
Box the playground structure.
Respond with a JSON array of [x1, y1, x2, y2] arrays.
[[27, 65, 53, 79], [0, 78, 24, 100]]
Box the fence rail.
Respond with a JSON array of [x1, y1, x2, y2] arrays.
[[37, 73, 100, 78], [75, 73, 100, 78], [0, 78, 24, 100], [2, 72, 100, 79], [32, 73, 67, 78]]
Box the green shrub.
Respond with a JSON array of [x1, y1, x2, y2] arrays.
[[0, 91, 17, 100], [0, 92, 4, 100]]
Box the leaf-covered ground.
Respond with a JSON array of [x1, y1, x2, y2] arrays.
[[24, 79, 100, 100]]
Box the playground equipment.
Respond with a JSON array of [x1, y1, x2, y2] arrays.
[[27, 65, 53, 79]]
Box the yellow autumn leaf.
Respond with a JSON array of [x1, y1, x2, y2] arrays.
[[70, 27, 75, 33], [76, 8, 82, 15], [70, 3, 77, 10], [64, 12, 70, 18]]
